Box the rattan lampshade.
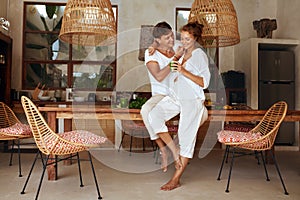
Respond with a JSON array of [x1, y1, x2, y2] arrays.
[[59, 0, 117, 46], [188, 0, 240, 48]]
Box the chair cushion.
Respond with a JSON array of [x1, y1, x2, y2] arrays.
[[60, 130, 107, 146], [0, 123, 32, 137], [224, 123, 254, 132], [217, 130, 262, 143], [167, 125, 178, 133], [123, 121, 146, 130]]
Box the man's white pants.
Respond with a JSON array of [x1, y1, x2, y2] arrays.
[[140, 95, 165, 140], [148, 96, 207, 158]]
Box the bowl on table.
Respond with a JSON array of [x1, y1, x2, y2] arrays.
[[74, 96, 85, 102], [38, 96, 51, 101]]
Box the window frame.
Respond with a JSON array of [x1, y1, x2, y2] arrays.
[[22, 2, 118, 91]]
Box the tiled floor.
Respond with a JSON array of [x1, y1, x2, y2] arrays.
[[0, 148, 299, 200]]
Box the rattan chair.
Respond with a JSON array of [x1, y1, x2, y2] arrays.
[[0, 101, 32, 177], [20, 96, 107, 200], [118, 120, 155, 156], [216, 101, 289, 195], [154, 118, 179, 165]]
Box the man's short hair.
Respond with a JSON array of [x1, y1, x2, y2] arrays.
[[152, 21, 172, 39]]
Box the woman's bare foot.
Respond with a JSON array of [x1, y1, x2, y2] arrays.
[[160, 179, 181, 191], [160, 151, 168, 172]]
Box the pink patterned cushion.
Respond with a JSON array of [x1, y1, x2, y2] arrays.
[[60, 130, 107, 145], [167, 125, 178, 133], [0, 123, 32, 136], [217, 130, 262, 143], [224, 123, 254, 132], [123, 121, 147, 131]]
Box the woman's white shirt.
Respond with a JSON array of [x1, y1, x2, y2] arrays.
[[169, 48, 210, 100]]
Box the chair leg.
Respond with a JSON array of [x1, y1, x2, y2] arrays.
[[55, 155, 58, 180], [225, 147, 235, 193], [254, 150, 260, 165], [155, 146, 160, 164], [39, 151, 45, 166], [88, 151, 102, 199], [34, 155, 50, 200], [8, 139, 22, 177], [259, 151, 270, 181], [118, 132, 125, 152], [129, 136, 133, 156], [225, 145, 230, 163], [9, 140, 15, 166], [269, 150, 289, 195], [20, 151, 41, 195], [142, 138, 145, 151], [151, 141, 155, 152], [76, 152, 84, 187], [17, 139, 22, 177], [217, 145, 230, 180]]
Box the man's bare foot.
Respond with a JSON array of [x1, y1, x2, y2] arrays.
[[174, 148, 182, 170], [160, 179, 181, 191], [160, 151, 168, 172]]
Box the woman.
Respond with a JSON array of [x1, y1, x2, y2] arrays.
[[148, 21, 210, 190]]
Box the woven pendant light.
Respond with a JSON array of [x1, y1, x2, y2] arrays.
[[59, 0, 117, 46], [189, 0, 240, 48]]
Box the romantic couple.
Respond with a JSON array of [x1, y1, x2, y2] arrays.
[[140, 21, 210, 191]]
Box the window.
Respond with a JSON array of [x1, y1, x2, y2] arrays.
[[22, 2, 117, 91]]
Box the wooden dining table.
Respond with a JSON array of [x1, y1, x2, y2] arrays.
[[38, 105, 300, 132], [38, 104, 300, 180]]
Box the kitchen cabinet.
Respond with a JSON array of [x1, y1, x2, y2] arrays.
[[0, 32, 12, 105]]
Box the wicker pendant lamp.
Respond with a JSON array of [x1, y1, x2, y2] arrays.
[[59, 0, 116, 46], [188, 0, 240, 48]]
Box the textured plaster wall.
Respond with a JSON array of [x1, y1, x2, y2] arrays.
[[276, 0, 300, 110], [111, 0, 193, 91], [0, 0, 7, 18], [3, 0, 300, 103], [219, 0, 278, 73]]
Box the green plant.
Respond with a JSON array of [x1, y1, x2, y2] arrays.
[[129, 97, 147, 109]]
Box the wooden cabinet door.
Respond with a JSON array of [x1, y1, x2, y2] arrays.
[[0, 32, 12, 105]]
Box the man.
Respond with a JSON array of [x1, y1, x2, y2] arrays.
[[140, 21, 184, 172]]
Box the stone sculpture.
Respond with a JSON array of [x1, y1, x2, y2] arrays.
[[253, 18, 277, 38]]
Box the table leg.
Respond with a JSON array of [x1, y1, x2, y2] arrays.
[[46, 114, 73, 180], [114, 120, 122, 149], [63, 119, 73, 165], [46, 111, 57, 181]]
